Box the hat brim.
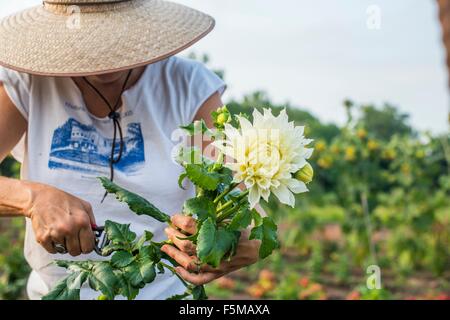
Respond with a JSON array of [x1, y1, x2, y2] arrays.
[[0, 0, 215, 76]]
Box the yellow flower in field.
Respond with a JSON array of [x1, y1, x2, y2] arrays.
[[318, 156, 332, 169], [381, 148, 396, 160], [345, 146, 356, 161], [216, 108, 314, 208], [415, 150, 425, 159], [315, 140, 326, 152], [367, 139, 379, 151], [356, 128, 367, 139], [401, 163, 411, 175], [330, 145, 340, 155]]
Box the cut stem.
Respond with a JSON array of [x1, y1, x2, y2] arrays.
[[213, 183, 239, 204]]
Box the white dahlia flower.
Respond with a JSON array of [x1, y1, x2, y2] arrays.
[[214, 108, 314, 208]]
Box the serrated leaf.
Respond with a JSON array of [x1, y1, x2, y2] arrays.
[[249, 217, 280, 259], [228, 208, 253, 231], [251, 210, 263, 227], [202, 229, 240, 268], [180, 119, 213, 137], [43, 272, 86, 300], [105, 220, 136, 247], [115, 271, 139, 300], [88, 262, 118, 300], [167, 291, 191, 300], [99, 177, 170, 223], [133, 231, 154, 251], [183, 196, 216, 221], [185, 164, 221, 191], [101, 243, 127, 256], [111, 251, 135, 268], [192, 285, 208, 300], [178, 173, 188, 190], [196, 218, 216, 261]]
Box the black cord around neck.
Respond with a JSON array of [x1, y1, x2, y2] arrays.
[[82, 69, 133, 202]]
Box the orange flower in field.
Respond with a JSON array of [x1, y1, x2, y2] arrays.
[[346, 291, 361, 300], [247, 284, 265, 298], [216, 277, 236, 290], [309, 283, 323, 293], [356, 128, 367, 139], [299, 277, 310, 288], [259, 269, 276, 282]]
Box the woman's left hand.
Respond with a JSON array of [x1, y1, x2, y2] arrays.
[[161, 214, 260, 286]]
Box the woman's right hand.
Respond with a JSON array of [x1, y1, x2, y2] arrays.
[[23, 182, 97, 257]]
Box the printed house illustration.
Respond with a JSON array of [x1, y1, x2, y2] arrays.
[[49, 118, 145, 174]]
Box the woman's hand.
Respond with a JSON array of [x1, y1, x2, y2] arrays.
[[161, 214, 260, 286], [23, 182, 97, 257]]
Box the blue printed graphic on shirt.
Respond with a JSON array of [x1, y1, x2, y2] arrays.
[[48, 118, 145, 175]]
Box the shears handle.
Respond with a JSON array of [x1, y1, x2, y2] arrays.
[[91, 224, 110, 256]]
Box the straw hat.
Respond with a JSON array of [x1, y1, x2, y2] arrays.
[[0, 0, 215, 76]]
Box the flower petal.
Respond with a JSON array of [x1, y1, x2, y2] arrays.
[[272, 184, 295, 207]]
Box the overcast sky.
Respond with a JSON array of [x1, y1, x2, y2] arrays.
[[1, 0, 448, 133]]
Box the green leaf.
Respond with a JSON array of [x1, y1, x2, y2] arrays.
[[202, 229, 240, 268], [178, 172, 188, 190], [115, 271, 139, 300], [167, 291, 191, 300], [111, 251, 135, 268], [183, 196, 216, 221], [180, 119, 213, 137], [185, 164, 221, 191], [88, 262, 119, 300], [42, 271, 87, 300], [121, 247, 157, 288], [252, 210, 263, 227], [196, 218, 216, 261], [123, 261, 156, 288], [105, 220, 136, 247], [101, 243, 127, 256], [249, 216, 280, 259], [228, 208, 253, 231], [192, 285, 208, 300], [133, 231, 154, 251], [99, 177, 170, 223]]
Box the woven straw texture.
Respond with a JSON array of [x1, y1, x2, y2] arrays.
[[0, 0, 214, 76]]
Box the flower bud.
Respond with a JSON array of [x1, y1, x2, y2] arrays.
[[217, 113, 229, 126], [294, 162, 314, 184]]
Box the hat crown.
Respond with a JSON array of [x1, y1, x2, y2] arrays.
[[43, 0, 131, 5]]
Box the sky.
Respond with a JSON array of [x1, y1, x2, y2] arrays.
[[0, 0, 449, 133]]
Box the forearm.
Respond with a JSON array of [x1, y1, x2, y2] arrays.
[[0, 176, 34, 218]]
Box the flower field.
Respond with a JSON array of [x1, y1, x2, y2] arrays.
[[0, 93, 449, 300]]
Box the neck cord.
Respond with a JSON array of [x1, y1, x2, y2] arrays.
[[82, 69, 133, 202]]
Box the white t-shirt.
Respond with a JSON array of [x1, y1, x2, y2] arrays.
[[0, 56, 226, 300]]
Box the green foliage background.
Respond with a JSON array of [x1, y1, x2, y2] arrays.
[[0, 55, 448, 299]]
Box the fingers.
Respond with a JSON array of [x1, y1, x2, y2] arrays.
[[81, 200, 96, 225], [79, 225, 95, 254], [175, 267, 221, 286], [164, 227, 196, 255], [65, 233, 81, 256], [39, 238, 57, 254], [171, 214, 197, 234], [161, 245, 200, 272]]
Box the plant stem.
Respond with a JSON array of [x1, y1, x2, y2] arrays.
[[160, 262, 190, 288], [216, 189, 249, 215], [213, 183, 239, 204], [217, 192, 249, 222]]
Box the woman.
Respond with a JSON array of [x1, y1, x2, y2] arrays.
[[0, 0, 260, 299]]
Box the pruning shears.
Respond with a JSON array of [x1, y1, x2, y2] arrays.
[[91, 224, 112, 257]]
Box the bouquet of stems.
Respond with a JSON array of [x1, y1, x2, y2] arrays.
[[43, 106, 314, 300]]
